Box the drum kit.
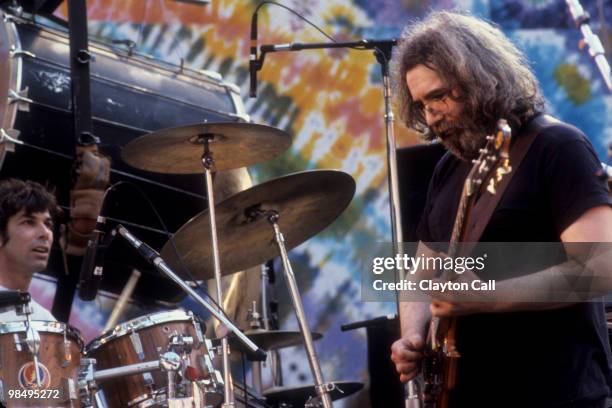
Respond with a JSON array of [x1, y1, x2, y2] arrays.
[[0, 121, 362, 407]]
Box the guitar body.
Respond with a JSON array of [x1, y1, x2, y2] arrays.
[[423, 317, 459, 408]]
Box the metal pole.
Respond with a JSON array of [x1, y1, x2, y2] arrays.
[[202, 154, 235, 408], [270, 217, 333, 408], [376, 49, 421, 407], [116, 226, 263, 354]]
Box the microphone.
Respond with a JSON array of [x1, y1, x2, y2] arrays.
[[249, 11, 258, 98], [78, 192, 114, 301]]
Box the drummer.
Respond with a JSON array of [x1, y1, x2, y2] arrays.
[[0, 178, 59, 321]]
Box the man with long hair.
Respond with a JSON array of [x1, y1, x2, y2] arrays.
[[0, 178, 59, 320], [390, 11, 612, 407]]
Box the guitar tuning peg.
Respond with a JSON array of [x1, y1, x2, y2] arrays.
[[472, 159, 480, 164], [486, 135, 494, 141], [487, 178, 497, 194], [479, 148, 489, 154]]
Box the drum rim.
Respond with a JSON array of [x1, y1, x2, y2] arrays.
[[0, 11, 23, 167], [86, 309, 196, 353], [0, 320, 84, 348]]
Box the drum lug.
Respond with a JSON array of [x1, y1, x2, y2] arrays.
[[9, 45, 36, 59], [66, 377, 78, 401], [0, 129, 24, 152], [62, 327, 72, 367], [130, 330, 145, 361], [8, 88, 32, 111], [13, 333, 22, 351]]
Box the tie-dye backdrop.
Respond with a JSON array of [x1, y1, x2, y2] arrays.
[[26, 0, 610, 406]]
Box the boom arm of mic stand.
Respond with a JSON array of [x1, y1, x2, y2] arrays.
[[115, 225, 267, 361]]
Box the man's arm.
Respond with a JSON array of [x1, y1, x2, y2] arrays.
[[430, 205, 612, 317]]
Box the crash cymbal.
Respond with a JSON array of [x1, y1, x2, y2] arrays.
[[227, 330, 322, 352], [121, 122, 291, 174], [160, 170, 355, 279], [263, 381, 364, 406]]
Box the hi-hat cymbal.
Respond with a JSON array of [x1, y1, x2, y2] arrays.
[[226, 330, 323, 353], [160, 170, 355, 279], [121, 122, 291, 174], [263, 381, 364, 406]]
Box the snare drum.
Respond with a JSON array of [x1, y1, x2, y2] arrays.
[[86, 310, 222, 408], [0, 321, 83, 407]]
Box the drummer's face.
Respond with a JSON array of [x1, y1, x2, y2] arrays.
[[0, 210, 53, 276]]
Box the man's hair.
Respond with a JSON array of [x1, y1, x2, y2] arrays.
[[0, 178, 59, 239], [393, 11, 545, 133]]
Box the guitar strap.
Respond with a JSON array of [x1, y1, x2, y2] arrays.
[[463, 114, 560, 244]]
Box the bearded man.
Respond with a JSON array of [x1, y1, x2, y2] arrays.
[[390, 11, 612, 408]]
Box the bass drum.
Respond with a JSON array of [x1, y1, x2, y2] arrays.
[[0, 10, 249, 301]]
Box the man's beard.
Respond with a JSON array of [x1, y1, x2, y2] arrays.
[[429, 118, 489, 161]]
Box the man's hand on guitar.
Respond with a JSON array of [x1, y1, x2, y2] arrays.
[[390, 333, 425, 383]]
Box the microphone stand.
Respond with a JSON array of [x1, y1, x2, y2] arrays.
[[566, 0, 612, 92], [252, 39, 421, 407]]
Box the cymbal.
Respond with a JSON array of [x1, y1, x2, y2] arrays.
[[263, 381, 364, 406], [121, 122, 291, 174], [227, 330, 322, 352], [160, 170, 355, 279]]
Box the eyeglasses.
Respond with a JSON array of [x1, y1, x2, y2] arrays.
[[412, 88, 452, 120]]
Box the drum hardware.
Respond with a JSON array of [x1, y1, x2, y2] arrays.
[[263, 381, 364, 408], [7, 88, 32, 107], [266, 211, 333, 408], [0, 128, 22, 147], [63, 325, 73, 367], [9, 45, 35, 59], [248, 301, 264, 394], [20, 304, 43, 388], [260, 260, 283, 388], [116, 225, 267, 408], [130, 330, 146, 361], [227, 329, 323, 357], [12, 333, 22, 351], [0, 290, 30, 309]]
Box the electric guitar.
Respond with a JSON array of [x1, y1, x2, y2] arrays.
[[422, 119, 512, 407]]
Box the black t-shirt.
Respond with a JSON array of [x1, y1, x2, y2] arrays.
[[416, 116, 612, 407]]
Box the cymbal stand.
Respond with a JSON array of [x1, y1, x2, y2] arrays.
[[250, 208, 334, 408], [247, 301, 263, 393], [200, 134, 235, 407], [261, 260, 283, 387]]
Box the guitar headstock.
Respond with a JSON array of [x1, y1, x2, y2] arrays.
[[466, 119, 512, 197]]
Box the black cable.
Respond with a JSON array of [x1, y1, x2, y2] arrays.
[[254, 1, 337, 44]]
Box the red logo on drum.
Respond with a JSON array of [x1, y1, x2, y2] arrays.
[[18, 362, 51, 389]]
